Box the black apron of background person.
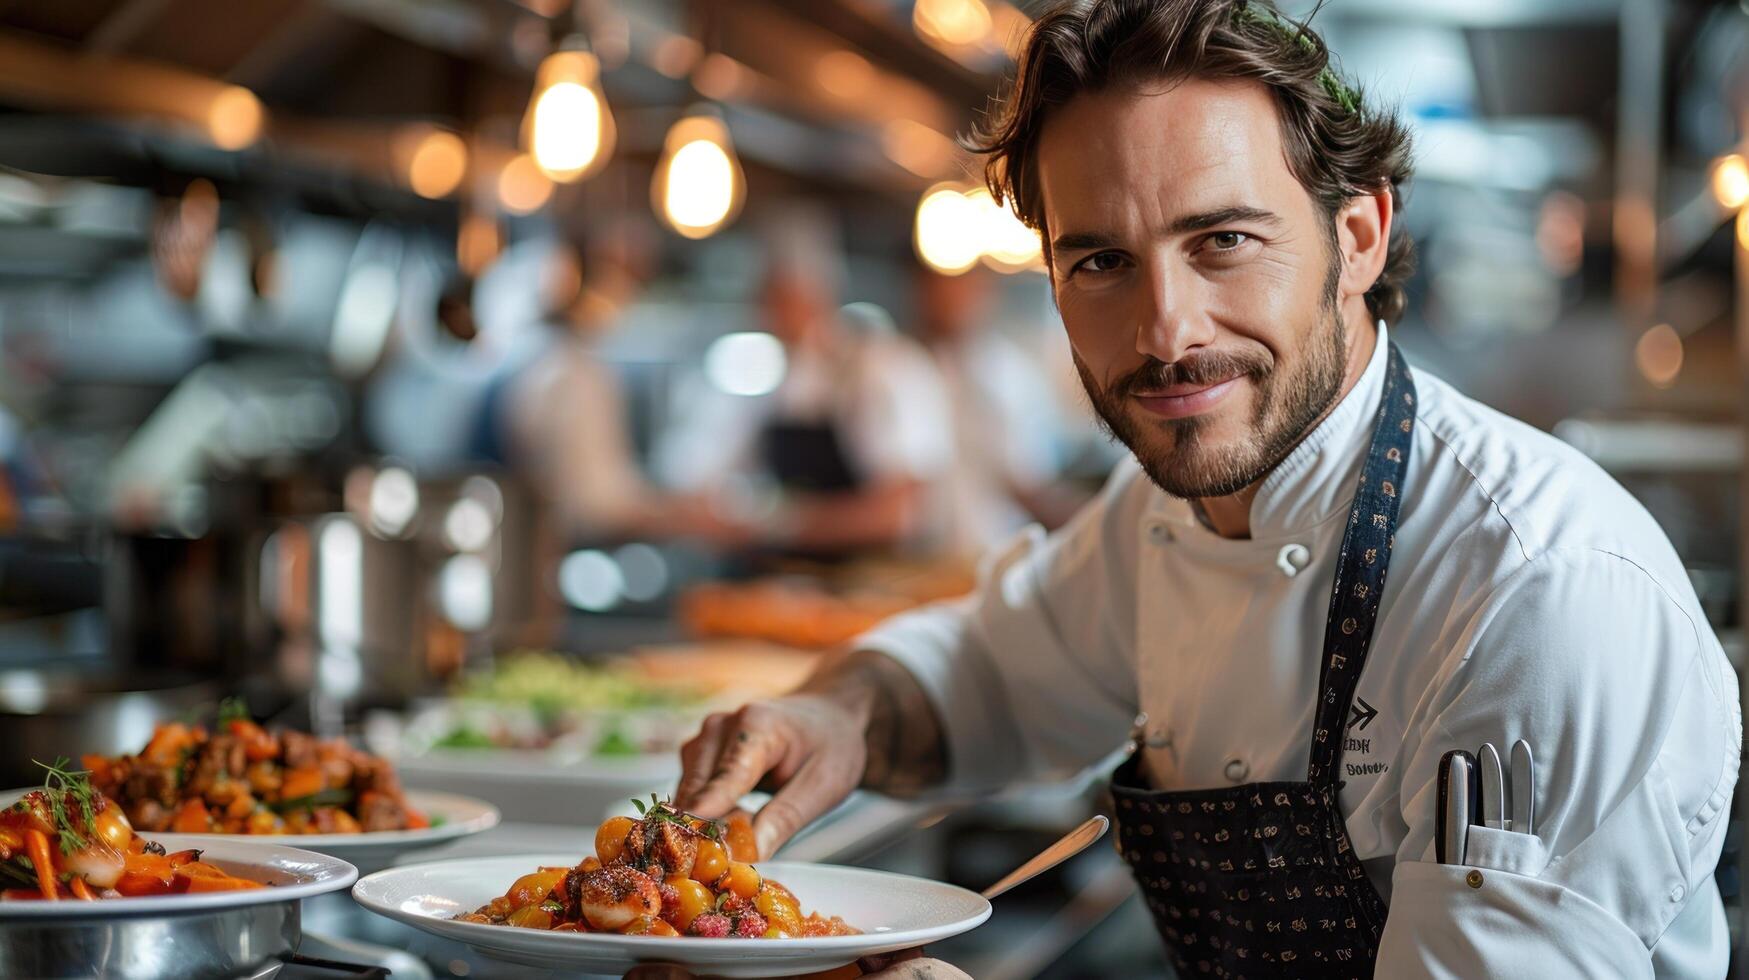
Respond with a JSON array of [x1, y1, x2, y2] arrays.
[[758, 418, 863, 494], [1112, 343, 1417, 979]]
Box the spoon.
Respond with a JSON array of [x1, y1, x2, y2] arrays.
[[980, 814, 1110, 900]]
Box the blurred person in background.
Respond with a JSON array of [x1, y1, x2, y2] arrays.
[[913, 262, 1088, 556], [658, 218, 953, 560], [474, 228, 712, 543]]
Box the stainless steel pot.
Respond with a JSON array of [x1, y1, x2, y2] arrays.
[[0, 834, 355, 980], [0, 902, 299, 979], [0, 671, 219, 786]]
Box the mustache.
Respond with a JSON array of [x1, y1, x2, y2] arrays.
[[1113, 350, 1271, 397]]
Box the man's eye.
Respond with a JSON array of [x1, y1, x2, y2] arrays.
[[1075, 251, 1128, 275], [1208, 232, 1250, 251]]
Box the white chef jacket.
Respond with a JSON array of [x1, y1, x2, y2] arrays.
[[505, 335, 648, 532], [859, 322, 1742, 977]]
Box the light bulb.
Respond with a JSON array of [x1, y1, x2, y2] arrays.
[[208, 86, 263, 150], [401, 127, 468, 199], [652, 112, 744, 239], [914, 0, 994, 47], [969, 187, 1042, 272], [914, 184, 983, 275], [498, 153, 554, 214], [523, 49, 616, 183], [1712, 153, 1749, 211]]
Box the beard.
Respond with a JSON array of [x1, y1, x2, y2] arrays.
[[1075, 274, 1348, 501]]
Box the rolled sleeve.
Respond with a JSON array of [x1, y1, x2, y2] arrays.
[[1377, 547, 1740, 978]]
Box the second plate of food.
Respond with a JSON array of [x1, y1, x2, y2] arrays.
[[352, 856, 991, 977]]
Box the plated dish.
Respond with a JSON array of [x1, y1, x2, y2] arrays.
[[460, 798, 856, 939], [1, 760, 260, 900], [354, 856, 991, 978], [83, 700, 429, 835]]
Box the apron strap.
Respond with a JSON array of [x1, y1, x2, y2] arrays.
[[1306, 343, 1417, 785]]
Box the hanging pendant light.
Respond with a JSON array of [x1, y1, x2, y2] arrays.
[[522, 41, 615, 183], [651, 107, 745, 240]]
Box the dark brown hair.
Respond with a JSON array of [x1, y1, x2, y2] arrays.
[[971, 0, 1416, 324]]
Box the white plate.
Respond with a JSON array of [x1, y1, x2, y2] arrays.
[[352, 856, 992, 977], [0, 833, 356, 919], [1, 789, 500, 876]]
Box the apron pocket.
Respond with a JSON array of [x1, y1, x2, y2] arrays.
[[1379, 860, 1652, 979]]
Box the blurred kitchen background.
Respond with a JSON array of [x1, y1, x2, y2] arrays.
[[0, 0, 1746, 976]]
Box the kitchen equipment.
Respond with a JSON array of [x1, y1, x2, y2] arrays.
[[0, 669, 218, 785], [1478, 742, 1506, 830], [982, 815, 1109, 900], [0, 833, 357, 980], [1510, 739, 1536, 834], [1436, 749, 1476, 865], [352, 857, 991, 978]]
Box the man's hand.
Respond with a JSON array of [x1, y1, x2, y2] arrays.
[[674, 692, 871, 859], [673, 651, 948, 858]]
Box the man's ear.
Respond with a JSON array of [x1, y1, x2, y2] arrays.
[[1334, 189, 1393, 307]]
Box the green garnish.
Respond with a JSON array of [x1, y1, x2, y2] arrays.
[[433, 727, 497, 750], [593, 729, 639, 757], [33, 758, 98, 856], [714, 890, 732, 911], [217, 697, 251, 725], [540, 898, 564, 914], [626, 795, 723, 841]]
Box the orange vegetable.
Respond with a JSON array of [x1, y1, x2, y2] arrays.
[[690, 839, 727, 884], [724, 811, 758, 862], [25, 829, 57, 900], [720, 861, 760, 900], [664, 876, 714, 930], [115, 854, 177, 895], [177, 872, 264, 892], [506, 869, 567, 910], [279, 767, 324, 802], [170, 799, 211, 833], [68, 877, 96, 901], [404, 809, 430, 830], [228, 720, 281, 762], [595, 816, 635, 864], [505, 905, 553, 929]]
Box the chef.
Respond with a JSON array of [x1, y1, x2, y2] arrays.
[[657, 218, 954, 558], [669, 1, 1742, 977]]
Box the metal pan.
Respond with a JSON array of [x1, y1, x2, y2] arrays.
[[0, 833, 356, 980]]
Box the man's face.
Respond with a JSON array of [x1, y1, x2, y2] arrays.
[[1037, 78, 1346, 500]]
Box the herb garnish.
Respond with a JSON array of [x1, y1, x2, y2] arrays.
[[627, 795, 723, 841], [34, 758, 98, 856], [217, 697, 252, 725]]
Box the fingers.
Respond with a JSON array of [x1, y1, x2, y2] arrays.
[[858, 958, 968, 980], [674, 714, 731, 810], [751, 754, 845, 858], [857, 947, 923, 972], [685, 706, 784, 818]]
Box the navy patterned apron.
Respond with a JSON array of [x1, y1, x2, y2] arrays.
[[1111, 343, 1416, 979]]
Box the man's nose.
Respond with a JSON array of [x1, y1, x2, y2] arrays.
[[1135, 269, 1215, 364]]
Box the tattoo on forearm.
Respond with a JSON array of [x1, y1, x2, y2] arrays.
[[806, 652, 947, 795]]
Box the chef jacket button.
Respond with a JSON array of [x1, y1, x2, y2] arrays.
[[1669, 883, 1686, 903], [1276, 544, 1311, 577], [1224, 759, 1249, 782], [1148, 522, 1173, 545]]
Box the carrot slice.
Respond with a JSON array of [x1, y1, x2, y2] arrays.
[[170, 799, 211, 834], [24, 830, 57, 900], [68, 877, 96, 901], [279, 767, 324, 802]]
